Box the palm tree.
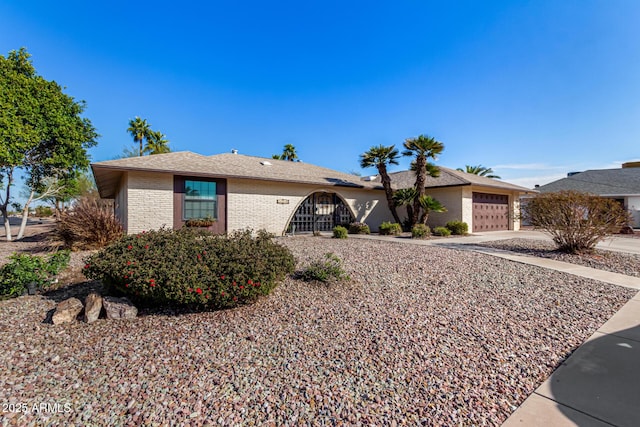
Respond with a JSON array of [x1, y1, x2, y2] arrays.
[[402, 134, 444, 226], [127, 117, 151, 157], [392, 187, 417, 228], [360, 145, 402, 224], [145, 130, 171, 155], [418, 195, 446, 224], [282, 144, 298, 161], [457, 164, 501, 179]]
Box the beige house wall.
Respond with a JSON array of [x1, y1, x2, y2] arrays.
[[425, 187, 465, 227], [125, 171, 174, 233], [226, 179, 391, 234]]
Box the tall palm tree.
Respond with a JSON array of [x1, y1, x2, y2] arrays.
[[145, 130, 171, 155], [127, 117, 151, 157], [281, 144, 298, 161], [402, 134, 444, 226], [360, 145, 402, 224], [457, 164, 501, 179]]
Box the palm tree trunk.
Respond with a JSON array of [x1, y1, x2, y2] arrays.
[[139, 137, 143, 156], [411, 154, 427, 226], [378, 166, 402, 224]]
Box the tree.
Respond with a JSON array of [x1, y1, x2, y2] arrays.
[[418, 195, 446, 225], [127, 117, 150, 157], [392, 187, 417, 228], [402, 135, 444, 226], [360, 145, 402, 224], [523, 191, 630, 253], [457, 164, 501, 179], [145, 130, 171, 154], [0, 48, 98, 240], [273, 144, 298, 161]]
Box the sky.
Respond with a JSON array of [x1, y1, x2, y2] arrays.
[[1, 0, 639, 190]]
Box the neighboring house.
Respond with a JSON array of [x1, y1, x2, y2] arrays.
[[387, 168, 535, 232], [533, 162, 640, 228], [91, 151, 534, 235]]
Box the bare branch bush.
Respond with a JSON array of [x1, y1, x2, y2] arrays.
[[523, 191, 630, 253]]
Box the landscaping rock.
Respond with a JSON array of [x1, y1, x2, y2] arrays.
[[83, 293, 103, 323], [103, 296, 138, 320], [52, 297, 83, 325]]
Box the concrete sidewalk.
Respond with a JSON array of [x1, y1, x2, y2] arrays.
[[350, 231, 640, 426]]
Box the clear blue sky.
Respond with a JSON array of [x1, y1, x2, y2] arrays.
[[1, 0, 639, 189]]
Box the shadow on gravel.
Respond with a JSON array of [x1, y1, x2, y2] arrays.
[[550, 324, 640, 426], [41, 280, 106, 303]]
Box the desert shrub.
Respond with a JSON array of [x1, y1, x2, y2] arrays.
[[411, 224, 430, 238], [297, 253, 349, 283], [348, 222, 370, 234], [379, 221, 402, 235], [432, 226, 451, 237], [333, 226, 348, 239], [56, 197, 124, 250], [523, 190, 630, 253], [35, 206, 53, 217], [0, 251, 70, 298], [446, 220, 468, 235], [83, 228, 295, 309]]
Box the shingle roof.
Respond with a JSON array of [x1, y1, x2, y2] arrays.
[[536, 167, 640, 195], [92, 151, 382, 198], [386, 167, 534, 193]]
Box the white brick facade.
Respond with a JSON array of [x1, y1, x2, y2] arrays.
[[226, 179, 391, 234], [124, 171, 174, 233]]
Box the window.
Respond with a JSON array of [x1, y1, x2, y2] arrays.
[[184, 180, 217, 220]]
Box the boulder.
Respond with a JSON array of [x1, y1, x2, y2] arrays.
[[52, 298, 84, 325], [83, 293, 103, 323], [103, 296, 138, 320]]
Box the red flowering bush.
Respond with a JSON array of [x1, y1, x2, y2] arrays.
[[83, 228, 295, 309]]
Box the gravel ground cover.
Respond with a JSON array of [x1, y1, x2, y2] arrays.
[[0, 236, 636, 426], [475, 238, 640, 277]]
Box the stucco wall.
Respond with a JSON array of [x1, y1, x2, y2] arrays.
[[226, 179, 391, 234], [126, 171, 174, 233], [424, 187, 465, 227]]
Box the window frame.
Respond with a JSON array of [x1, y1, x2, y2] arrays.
[[183, 179, 218, 221]]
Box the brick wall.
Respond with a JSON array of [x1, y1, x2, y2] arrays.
[[226, 179, 391, 234], [125, 171, 174, 233]]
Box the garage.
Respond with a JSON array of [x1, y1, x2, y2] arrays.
[[472, 192, 509, 232]]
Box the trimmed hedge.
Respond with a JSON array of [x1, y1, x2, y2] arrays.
[[333, 226, 348, 239], [411, 224, 430, 238], [433, 226, 451, 237], [379, 222, 402, 236], [446, 220, 468, 235], [348, 222, 370, 234], [83, 228, 295, 309]]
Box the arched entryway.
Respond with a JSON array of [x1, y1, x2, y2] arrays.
[[287, 192, 355, 233]]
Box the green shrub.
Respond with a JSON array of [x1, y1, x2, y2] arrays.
[[411, 224, 430, 238], [348, 222, 370, 234], [56, 197, 124, 250], [432, 226, 451, 237], [83, 228, 295, 309], [446, 220, 468, 235], [35, 206, 53, 217], [333, 226, 348, 239], [0, 251, 71, 298], [379, 221, 402, 235], [298, 253, 349, 283]]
